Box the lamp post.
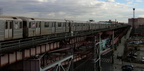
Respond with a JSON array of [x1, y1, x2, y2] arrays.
[[132, 8, 135, 36], [133, 8, 135, 18]]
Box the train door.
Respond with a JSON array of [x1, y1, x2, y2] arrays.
[[36, 21, 40, 35], [5, 20, 13, 39], [68, 22, 71, 32], [64, 22, 67, 32], [23, 21, 28, 38], [30, 21, 36, 36], [52, 22, 56, 33]]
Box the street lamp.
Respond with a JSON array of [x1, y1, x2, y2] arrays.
[[133, 8, 135, 18], [132, 8, 135, 36]]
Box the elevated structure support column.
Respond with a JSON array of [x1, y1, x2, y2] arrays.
[[93, 33, 101, 71], [112, 30, 114, 64]]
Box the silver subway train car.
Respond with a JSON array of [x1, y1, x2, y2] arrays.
[[0, 16, 122, 41], [0, 16, 23, 41]]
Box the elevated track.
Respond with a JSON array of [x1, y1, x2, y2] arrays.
[[0, 25, 130, 71]]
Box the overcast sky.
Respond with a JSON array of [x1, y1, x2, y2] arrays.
[[0, 0, 144, 23]]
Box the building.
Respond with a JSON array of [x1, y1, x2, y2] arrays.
[[98, 20, 118, 24], [128, 18, 144, 28], [128, 18, 144, 35]]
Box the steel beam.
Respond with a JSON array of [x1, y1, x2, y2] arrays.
[[40, 55, 73, 71]]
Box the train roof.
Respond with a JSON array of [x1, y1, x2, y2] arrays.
[[35, 18, 66, 22], [0, 16, 22, 21], [19, 17, 66, 22], [72, 20, 88, 23]]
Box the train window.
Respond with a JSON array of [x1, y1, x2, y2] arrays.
[[62, 23, 64, 27], [20, 22, 23, 28], [67, 22, 69, 27], [15, 22, 19, 29], [36, 22, 38, 28], [39, 22, 41, 27], [51, 22, 53, 27], [30, 22, 36, 28], [77, 24, 79, 26], [64, 23, 66, 27], [63, 23, 65, 27], [36, 22, 40, 28], [37, 22, 40, 28], [58, 23, 61, 27], [49, 22, 52, 27], [54, 22, 56, 27], [45, 22, 49, 27], [39, 21, 41, 24], [32, 22, 36, 28], [52, 22, 55, 27], [61, 23, 63, 27], [10, 21, 13, 29], [5, 21, 8, 29], [74, 24, 76, 26]]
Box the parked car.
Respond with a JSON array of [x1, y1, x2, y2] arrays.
[[127, 53, 137, 59], [141, 57, 144, 63], [121, 65, 133, 71]]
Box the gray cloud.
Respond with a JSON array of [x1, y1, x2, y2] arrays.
[[0, 0, 143, 22]]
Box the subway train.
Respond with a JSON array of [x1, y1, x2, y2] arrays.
[[0, 16, 120, 41]]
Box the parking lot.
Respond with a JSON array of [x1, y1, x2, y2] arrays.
[[133, 47, 144, 71], [113, 40, 144, 71], [133, 68, 144, 71], [122, 46, 144, 71], [113, 28, 144, 71], [137, 47, 144, 64], [125, 46, 144, 63]]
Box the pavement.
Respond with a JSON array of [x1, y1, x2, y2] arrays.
[[113, 27, 144, 71], [113, 27, 131, 71], [113, 36, 126, 71]]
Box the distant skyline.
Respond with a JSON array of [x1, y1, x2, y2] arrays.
[[0, 0, 144, 23]]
